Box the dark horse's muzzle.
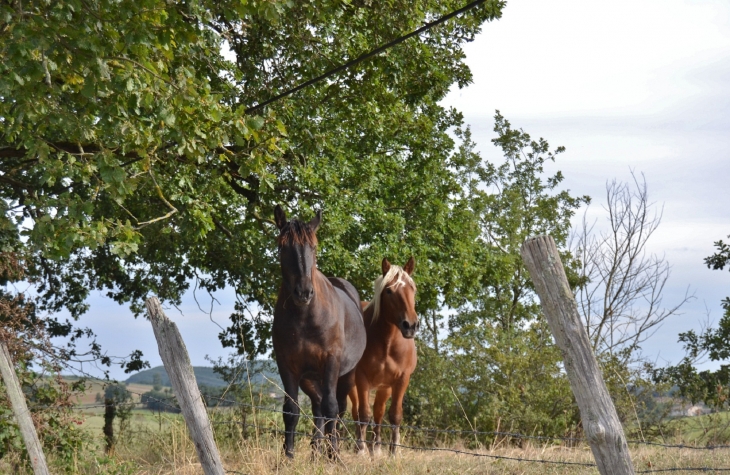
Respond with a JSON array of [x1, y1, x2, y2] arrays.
[[294, 294, 313, 306], [293, 286, 314, 306]]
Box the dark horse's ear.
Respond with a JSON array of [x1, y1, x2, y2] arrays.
[[403, 256, 415, 275], [274, 205, 287, 230], [309, 209, 322, 233], [382, 258, 391, 276]]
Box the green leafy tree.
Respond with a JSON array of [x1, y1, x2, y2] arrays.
[[0, 253, 88, 468], [152, 373, 162, 392], [140, 387, 178, 413], [654, 236, 730, 410], [705, 236, 730, 273], [452, 112, 588, 330], [407, 113, 588, 437], [1, 0, 506, 361]]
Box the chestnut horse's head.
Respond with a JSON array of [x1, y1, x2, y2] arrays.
[[275, 205, 321, 307], [369, 257, 418, 338]]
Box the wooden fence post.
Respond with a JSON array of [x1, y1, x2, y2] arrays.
[[103, 398, 116, 454], [521, 235, 635, 475], [0, 340, 51, 475], [145, 297, 225, 475]]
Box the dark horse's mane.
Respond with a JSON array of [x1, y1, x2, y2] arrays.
[[277, 219, 318, 248]]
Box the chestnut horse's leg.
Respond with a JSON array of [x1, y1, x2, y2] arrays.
[[300, 379, 324, 455], [371, 387, 391, 456], [388, 378, 410, 455], [349, 386, 359, 423], [354, 373, 371, 455], [280, 371, 301, 458], [335, 369, 356, 449]]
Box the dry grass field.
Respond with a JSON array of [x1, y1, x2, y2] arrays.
[[3, 407, 729, 475], [42, 424, 730, 475], [150, 437, 730, 475], [5, 380, 730, 474]]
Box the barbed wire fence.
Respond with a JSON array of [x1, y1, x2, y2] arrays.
[[37, 288, 729, 475], [57, 364, 730, 475]]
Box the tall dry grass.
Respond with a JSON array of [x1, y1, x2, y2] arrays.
[[5, 410, 730, 475], [87, 423, 730, 475]]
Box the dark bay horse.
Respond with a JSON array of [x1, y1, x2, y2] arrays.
[[272, 205, 366, 458], [349, 257, 418, 455]]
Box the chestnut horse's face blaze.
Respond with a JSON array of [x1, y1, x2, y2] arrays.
[[380, 257, 418, 339], [275, 205, 321, 307]]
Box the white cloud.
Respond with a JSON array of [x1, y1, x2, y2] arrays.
[[448, 0, 730, 118]]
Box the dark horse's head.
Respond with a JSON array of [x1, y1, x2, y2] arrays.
[[275, 205, 322, 307], [372, 257, 419, 339]]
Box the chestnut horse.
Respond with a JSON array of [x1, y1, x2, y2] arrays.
[[349, 257, 418, 455], [272, 205, 366, 458]]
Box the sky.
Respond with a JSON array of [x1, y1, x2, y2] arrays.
[[52, 0, 730, 381], [443, 0, 730, 369]]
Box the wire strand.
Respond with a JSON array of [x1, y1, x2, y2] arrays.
[[54, 361, 730, 473], [245, 0, 489, 114]]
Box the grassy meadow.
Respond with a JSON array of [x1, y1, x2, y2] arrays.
[[8, 417, 730, 475], [4, 379, 730, 474], [6, 400, 730, 474]]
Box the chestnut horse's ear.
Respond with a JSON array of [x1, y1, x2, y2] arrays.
[[403, 256, 415, 275], [309, 209, 322, 232], [382, 258, 391, 276], [274, 205, 287, 230]]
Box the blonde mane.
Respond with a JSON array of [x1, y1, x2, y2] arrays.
[[365, 265, 416, 323]]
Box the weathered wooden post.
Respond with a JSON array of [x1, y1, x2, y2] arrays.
[[521, 235, 635, 475], [103, 397, 116, 454], [0, 340, 51, 475], [145, 297, 225, 475]]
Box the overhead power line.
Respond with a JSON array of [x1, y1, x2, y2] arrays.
[[245, 0, 490, 114]]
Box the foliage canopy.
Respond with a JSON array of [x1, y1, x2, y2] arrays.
[[1, 0, 505, 358]]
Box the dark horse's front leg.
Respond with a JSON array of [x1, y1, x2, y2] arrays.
[[322, 357, 341, 457], [300, 379, 324, 454], [280, 371, 301, 458]]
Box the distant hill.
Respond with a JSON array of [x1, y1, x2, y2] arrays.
[[126, 361, 278, 389]]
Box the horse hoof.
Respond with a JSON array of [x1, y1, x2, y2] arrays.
[[355, 448, 368, 457]]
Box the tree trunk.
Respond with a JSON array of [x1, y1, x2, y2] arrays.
[[0, 341, 51, 475], [521, 235, 635, 475], [103, 398, 116, 454], [241, 407, 248, 440], [145, 296, 225, 475]]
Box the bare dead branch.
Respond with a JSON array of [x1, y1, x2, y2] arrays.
[[572, 172, 694, 363]]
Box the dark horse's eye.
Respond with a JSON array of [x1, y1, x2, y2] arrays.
[[386, 287, 393, 294]]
